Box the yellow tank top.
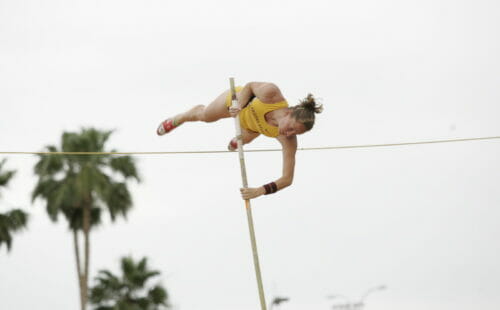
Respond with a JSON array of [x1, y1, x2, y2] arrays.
[[240, 99, 288, 137], [226, 86, 288, 137]]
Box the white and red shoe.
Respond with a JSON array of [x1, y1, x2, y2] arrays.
[[156, 118, 178, 136], [227, 138, 238, 151]]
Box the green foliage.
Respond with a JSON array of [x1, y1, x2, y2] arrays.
[[32, 128, 140, 230], [0, 159, 16, 189], [0, 159, 29, 251], [31, 128, 141, 309], [90, 256, 169, 310]]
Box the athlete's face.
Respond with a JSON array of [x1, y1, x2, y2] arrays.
[[279, 115, 307, 137]]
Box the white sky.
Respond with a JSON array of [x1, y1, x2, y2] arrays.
[[1, 0, 500, 309]]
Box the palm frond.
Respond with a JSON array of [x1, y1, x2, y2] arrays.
[[4, 209, 29, 231], [65, 207, 102, 231], [110, 156, 140, 182], [33, 146, 64, 177], [0, 222, 13, 250], [0, 210, 28, 252], [90, 256, 169, 310], [0, 159, 16, 195], [104, 182, 132, 222], [148, 285, 168, 305], [34, 129, 138, 226]]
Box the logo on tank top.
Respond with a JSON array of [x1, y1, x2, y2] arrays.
[[249, 105, 269, 136]]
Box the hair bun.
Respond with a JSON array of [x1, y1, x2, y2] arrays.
[[301, 93, 323, 114]]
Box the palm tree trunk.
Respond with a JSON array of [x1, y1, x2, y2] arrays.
[[82, 206, 91, 310], [73, 230, 85, 310]]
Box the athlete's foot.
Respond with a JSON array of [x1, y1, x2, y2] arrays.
[[157, 118, 180, 136], [227, 138, 238, 151]]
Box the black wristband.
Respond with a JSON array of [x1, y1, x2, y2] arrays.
[[270, 182, 278, 193], [263, 182, 278, 195], [264, 183, 271, 195]]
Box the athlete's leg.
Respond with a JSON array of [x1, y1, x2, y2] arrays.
[[157, 89, 237, 135], [175, 89, 236, 124]]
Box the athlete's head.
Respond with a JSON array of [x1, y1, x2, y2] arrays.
[[279, 94, 323, 137]]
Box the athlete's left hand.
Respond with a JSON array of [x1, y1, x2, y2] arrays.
[[228, 106, 242, 117], [240, 187, 265, 200]]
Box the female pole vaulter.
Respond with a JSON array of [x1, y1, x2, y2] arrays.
[[157, 81, 323, 200]]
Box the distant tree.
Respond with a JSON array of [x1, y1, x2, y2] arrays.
[[90, 256, 170, 310], [32, 128, 140, 310], [0, 159, 28, 252]]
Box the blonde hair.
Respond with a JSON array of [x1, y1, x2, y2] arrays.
[[291, 93, 323, 131]]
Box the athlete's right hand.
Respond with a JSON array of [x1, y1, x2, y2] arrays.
[[228, 106, 241, 117]]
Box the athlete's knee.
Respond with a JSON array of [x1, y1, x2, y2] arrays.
[[190, 105, 206, 121]]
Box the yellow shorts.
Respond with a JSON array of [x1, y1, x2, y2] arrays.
[[225, 86, 243, 107]]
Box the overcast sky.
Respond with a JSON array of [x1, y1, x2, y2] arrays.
[[1, 0, 500, 309]]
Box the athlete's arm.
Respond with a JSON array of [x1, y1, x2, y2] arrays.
[[239, 135, 296, 200], [238, 82, 286, 108], [275, 134, 297, 189]]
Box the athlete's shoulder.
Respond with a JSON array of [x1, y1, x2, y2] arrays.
[[249, 82, 286, 104]]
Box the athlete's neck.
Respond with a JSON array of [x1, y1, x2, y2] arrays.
[[265, 108, 289, 127]]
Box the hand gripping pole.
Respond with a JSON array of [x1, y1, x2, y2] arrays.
[[229, 78, 267, 310]]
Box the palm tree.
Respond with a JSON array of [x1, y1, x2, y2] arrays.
[[0, 159, 29, 252], [90, 256, 169, 310], [32, 128, 140, 310]]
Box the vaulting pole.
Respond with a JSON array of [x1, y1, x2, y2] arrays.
[[230, 77, 267, 310]]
